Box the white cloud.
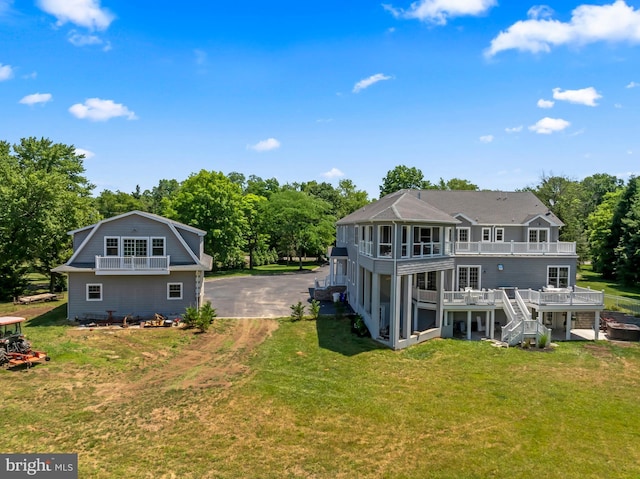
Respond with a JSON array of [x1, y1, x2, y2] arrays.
[[527, 5, 555, 20], [68, 31, 103, 47], [505, 125, 523, 133], [486, 1, 640, 57], [322, 168, 344, 179], [248, 138, 281, 152], [626, 81, 640, 88], [22, 72, 37, 80], [615, 103, 623, 108], [528, 117, 570, 134], [353, 73, 392, 93], [37, 0, 114, 30], [383, 0, 497, 25], [19, 92, 52, 105], [69, 98, 137, 121], [0, 63, 14, 81], [537, 98, 554, 108], [74, 148, 95, 159], [552, 87, 601, 106], [479, 134, 494, 143]]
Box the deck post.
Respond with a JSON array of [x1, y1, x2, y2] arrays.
[[565, 311, 572, 340], [594, 311, 599, 340], [467, 310, 472, 340]]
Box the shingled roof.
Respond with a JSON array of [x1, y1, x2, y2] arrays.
[[337, 189, 563, 226], [337, 190, 459, 225]]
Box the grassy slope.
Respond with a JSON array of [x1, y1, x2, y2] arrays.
[[1, 301, 639, 479]]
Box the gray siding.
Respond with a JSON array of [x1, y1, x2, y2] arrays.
[[73, 229, 91, 251], [67, 271, 197, 320], [454, 256, 578, 290], [177, 229, 201, 258], [71, 215, 196, 266], [397, 258, 455, 275]]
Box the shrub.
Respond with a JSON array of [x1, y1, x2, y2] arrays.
[[351, 315, 370, 337], [182, 301, 217, 333], [290, 301, 305, 322], [538, 333, 549, 349], [309, 299, 321, 320]]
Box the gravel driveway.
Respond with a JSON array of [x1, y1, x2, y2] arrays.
[[203, 265, 329, 318]]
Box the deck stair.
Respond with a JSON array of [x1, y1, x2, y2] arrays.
[[501, 289, 551, 346]]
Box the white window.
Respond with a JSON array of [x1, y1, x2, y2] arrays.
[[413, 227, 441, 257], [105, 237, 119, 256], [86, 283, 102, 301], [123, 237, 148, 257], [167, 282, 183, 300], [354, 226, 359, 245], [528, 228, 548, 243], [151, 237, 165, 256], [548, 266, 569, 288], [457, 227, 470, 242], [401, 226, 410, 258], [378, 225, 392, 257], [482, 228, 491, 242], [495, 228, 504, 242], [457, 266, 480, 290]]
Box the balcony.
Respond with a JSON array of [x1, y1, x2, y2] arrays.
[[454, 241, 576, 256], [95, 255, 170, 275]]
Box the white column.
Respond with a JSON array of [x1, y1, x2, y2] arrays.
[[565, 311, 572, 340], [467, 310, 472, 340], [489, 309, 495, 339], [594, 311, 600, 340], [392, 274, 401, 347], [329, 258, 335, 286], [372, 273, 380, 338], [437, 270, 445, 328], [406, 274, 413, 338]]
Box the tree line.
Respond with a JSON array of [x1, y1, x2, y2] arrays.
[[1, 138, 638, 300]]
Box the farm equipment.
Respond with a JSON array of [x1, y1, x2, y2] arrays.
[[0, 317, 50, 368]]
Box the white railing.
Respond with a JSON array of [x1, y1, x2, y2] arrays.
[[442, 289, 497, 306], [359, 240, 373, 257], [413, 288, 438, 303], [96, 256, 170, 271], [454, 241, 576, 255]]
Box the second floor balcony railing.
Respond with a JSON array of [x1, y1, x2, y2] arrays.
[[455, 241, 576, 255], [96, 255, 170, 273]]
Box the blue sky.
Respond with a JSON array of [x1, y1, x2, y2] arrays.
[[1, 0, 640, 198]]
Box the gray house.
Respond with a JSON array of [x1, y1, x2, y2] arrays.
[[325, 190, 604, 349], [53, 211, 213, 321]]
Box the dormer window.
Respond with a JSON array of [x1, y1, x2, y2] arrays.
[[105, 237, 119, 256], [152, 238, 165, 256]]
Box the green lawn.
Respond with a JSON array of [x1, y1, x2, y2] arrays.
[[1, 303, 639, 479], [206, 260, 321, 278], [577, 264, 640, 300]]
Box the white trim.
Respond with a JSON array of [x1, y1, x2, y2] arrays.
[[151, 236, 166, 256], [528, 227, 550, 243], [456, 265, 481, 290], [167, 282, 183, 300], [547, 265, 570, 288], [481, 227, 491, 242], [104, 236, 119, 256], [86, 283, 103, 301], [495, 227, 504, 242], [457, 227, 470, 242]]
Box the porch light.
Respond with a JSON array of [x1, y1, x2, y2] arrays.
[[497, 264, 504, 271]]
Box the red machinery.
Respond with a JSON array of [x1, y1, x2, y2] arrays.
[[0, 317, 50, 368]]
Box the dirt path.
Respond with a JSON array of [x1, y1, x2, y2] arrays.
[[140, 318, 279, 390]]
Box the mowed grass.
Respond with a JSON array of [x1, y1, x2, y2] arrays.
[[1, 304, 639, 478], [207, 260, 321, 278]]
